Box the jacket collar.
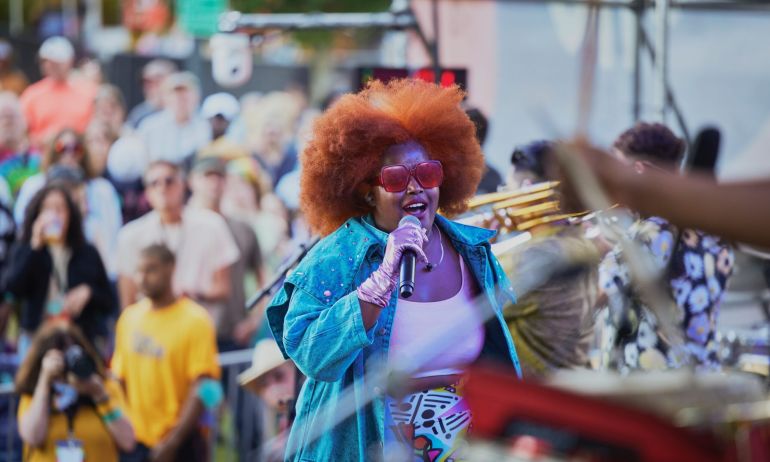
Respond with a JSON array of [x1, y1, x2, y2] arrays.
[[435, 214, 496, 246]]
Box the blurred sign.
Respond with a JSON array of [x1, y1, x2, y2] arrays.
[[176, 0, 226, 38], [356, 67, 468, 92], [211, 33, 252, 88], [123, 0, 170, 33]]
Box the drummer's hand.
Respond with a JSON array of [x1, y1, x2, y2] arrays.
[[550, 139, 633, 213]]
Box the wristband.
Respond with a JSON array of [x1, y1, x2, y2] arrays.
[[100, 408, 123, 424], [197, 378, 224, 410]]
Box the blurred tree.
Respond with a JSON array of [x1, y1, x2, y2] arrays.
[[102, 0, 122, 26]]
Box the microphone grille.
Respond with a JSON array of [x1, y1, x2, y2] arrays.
[[398, 215, 421, 227]]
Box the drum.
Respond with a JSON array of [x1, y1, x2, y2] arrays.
[[547, 368, 770, 462], [465, 366, 770, 462]]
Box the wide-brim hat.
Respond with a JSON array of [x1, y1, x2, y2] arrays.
[[238, 339, 290, 390]]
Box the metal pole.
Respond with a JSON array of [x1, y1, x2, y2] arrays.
[[639, 21, 691, 145], [9, 0, 23, 36], [632, 0, 644, 121], [62, 0, 78, 41], [7, 395, 13, 461], [653, 0, 669, 122], [431, 0, 441, 84], [496, 0, 770, 12]]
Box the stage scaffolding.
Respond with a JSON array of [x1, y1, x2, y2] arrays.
[[219, 0, 770, 148]]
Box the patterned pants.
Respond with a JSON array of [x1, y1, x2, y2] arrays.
[[384, 381, 471, 462]]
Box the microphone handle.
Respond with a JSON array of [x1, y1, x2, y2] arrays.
[[399, 250, 416, 298]]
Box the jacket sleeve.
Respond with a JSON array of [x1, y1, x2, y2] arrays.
[[282, 286, 377, 382], [3, 243, 46, 297], [81, 245, 115, 314]]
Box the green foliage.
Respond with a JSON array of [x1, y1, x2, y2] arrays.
[[102, 0, 122, 25], [0, 0, 123, 27]]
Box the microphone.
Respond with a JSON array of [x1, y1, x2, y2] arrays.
[[398, 215, 421, 299]]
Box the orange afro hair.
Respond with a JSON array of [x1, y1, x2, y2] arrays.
[[300, 78, 484, 235]]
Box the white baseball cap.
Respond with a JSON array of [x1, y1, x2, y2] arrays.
[[38, 36, 74, 63], [201, 92, 240, 121]]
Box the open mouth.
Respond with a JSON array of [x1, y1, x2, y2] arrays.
[[403, 202, 427, 214]]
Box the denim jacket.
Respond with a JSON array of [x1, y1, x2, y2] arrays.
[[267, 215, 521, 461]]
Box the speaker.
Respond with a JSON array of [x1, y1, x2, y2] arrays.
[[211, 33, 252, 88]]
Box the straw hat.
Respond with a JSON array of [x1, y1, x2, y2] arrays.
[[238, 339, 289, 391]]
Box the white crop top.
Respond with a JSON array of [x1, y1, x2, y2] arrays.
[[388, 257, 485, 378]]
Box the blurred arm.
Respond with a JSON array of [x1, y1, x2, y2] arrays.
[[610, 163, 770, 247], [568, 141, 770, 248], [118, 275, 138, 310]]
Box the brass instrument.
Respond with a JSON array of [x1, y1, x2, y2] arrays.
[[460, 181, 588, 243]]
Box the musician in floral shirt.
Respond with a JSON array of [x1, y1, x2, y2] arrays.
[[597, 122, 734, 372], [598, 217, 733, 372]]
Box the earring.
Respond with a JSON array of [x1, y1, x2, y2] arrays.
[[365, 195, 375, 207]]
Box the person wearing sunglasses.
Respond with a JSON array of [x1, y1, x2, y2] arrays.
[[13, 128, 122, 281], [265, 79, 521, 461]]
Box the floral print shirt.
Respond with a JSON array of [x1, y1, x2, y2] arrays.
[[598, 217, 733, 373]]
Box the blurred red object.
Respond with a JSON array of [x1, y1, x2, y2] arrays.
[[465, 366, 723, 462], [123, 0, 170, 33]]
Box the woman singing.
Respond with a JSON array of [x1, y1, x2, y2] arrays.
[[266, 79, 521, 461]]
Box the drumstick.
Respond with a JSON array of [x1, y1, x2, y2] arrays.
[[576, 2, 600, 138]]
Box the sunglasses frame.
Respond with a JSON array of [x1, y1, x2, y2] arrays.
[[375, 160, 444, 193]]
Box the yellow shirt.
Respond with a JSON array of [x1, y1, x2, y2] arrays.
[[111, 297, 220, 447], [17, 379, 125, 462]]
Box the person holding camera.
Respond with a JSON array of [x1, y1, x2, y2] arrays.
[[3, 183, 114, 358], [15, 321, 135, 462]]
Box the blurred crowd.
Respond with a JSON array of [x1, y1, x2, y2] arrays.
[[0, 34, 320, 461]]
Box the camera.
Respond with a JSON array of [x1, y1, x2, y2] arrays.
[[64, 344, 95, 379]]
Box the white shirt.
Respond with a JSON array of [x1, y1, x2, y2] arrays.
[[116, 208, 240, 298], [136, 110, 211, 165]]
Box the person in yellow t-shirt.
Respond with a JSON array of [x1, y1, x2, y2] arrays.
[[112, 244, 221, 462], [15, 321, 136, 462]]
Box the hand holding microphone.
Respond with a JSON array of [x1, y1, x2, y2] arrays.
[[357, 216, 428, 307]]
